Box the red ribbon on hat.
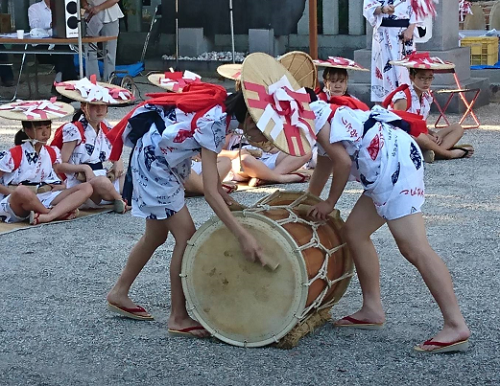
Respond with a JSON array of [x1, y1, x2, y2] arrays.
[[160, 72, 201, 92], [402, 52, 451, 69], [244, 81, 316, 157]]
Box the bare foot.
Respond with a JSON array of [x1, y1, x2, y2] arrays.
[[450, 146, 474, 159], [248, 177, 265, 187], [32, 212, 52, 225], [416, 323, 471, 352], [106, 290, 151, 318], [334, 308, 385, 326], [168, 316, 210, 338]]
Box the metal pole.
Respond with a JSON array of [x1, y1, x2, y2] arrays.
[[175, 0, 179, 68], [77, 0, 84, 78], [229, 0, 235, 63], [308, 0, 318, 59]]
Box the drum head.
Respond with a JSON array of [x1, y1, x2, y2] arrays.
[[182, 212, 308, 347]]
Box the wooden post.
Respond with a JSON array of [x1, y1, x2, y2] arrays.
[[309, 0, 318, 59]]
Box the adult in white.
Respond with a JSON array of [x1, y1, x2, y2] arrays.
[[27, 0, 77, 86], [363, 0, 422, 103], [82, 0, 124, 81]]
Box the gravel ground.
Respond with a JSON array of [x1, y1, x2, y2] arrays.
[[0, 77, 499, 386]]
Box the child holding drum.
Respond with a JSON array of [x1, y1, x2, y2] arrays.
[[234, 53, 469, 353], [305, 98, 470, 354], [105, 81, 269, 338]]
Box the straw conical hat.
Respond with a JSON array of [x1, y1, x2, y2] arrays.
[[390, 52, 455, 70], [56, 77, 134, 105], [217, 64, 243, 81], [241, 52, 316, 157], [314, 56, 369, 71], [148, 70, 202, 92], [0, 99, 74, 121], [278, 51, 318, 89]]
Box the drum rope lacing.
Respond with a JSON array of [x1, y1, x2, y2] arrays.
[[244, 195, 354, 321]]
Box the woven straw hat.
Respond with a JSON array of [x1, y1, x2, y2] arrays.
[[56, 77, 134, 105], [241, 52, 316, 157], [278, 51, 318, 89], [390, 52, 455, 70], [0, 99, 74, 121], [147, 70, 202, 92], [314, 56, 369, 71], [217, 64, 243, 81]]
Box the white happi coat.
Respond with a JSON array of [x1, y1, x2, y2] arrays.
[[0, 142, 62, 222], [311, 101, 425, 220], [61, 117, 119, 194], [392, 83, 433, 120], [122, 104, 227, 220]]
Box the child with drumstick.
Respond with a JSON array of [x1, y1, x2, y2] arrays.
[[229, 52, 469, 353], [105, 81, 273, 338]]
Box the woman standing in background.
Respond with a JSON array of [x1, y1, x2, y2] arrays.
[[82, 0, 124, 81], [363, 0, 421, 103]]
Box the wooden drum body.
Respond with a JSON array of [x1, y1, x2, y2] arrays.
[[181, 191, 353, 347]]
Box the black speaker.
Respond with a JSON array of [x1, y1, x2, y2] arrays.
[[51, 0, 79, 38]]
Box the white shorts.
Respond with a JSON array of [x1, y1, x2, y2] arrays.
[[258, 152, 280, 170], [0, 190, 61, 223], [191, 160, 202, 175], [0, 195, 29, 223], [66, 169, 118, 209]]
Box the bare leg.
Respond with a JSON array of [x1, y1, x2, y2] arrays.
[[107, 217, 170, 317], [432, 124, 463, 150], [415, 134, 472, 160], [183, 172, 204, 196], [88, 176, 123, 203], [273, 152, 311, 174], [166, 206, 209, 337], [9, 186, 51, 218], [335, 195, 387, 325], [35, 183, 93, 223], [387, 214, 470, 349], [238, 155, 306, 183], [307, 155, 333, 197], [184, 157, 233, 196], [184, 157, 231, 196]]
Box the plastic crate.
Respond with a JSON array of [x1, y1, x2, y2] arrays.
[[460, 36, 499, 66]]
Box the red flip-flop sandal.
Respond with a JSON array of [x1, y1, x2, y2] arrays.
[[290, 172, 311, 183], [222, 182, 238, 194], [168, 325, 210, 338]]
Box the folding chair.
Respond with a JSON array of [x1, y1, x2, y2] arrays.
[[432, 71, 481, 129]]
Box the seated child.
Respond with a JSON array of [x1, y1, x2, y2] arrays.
[[314, 56, 370, 110], [217, 64, 311, 187], [224, 130, 311, 188], [384, 52, 474, 162], [0, 100, 93, 225], [51, 77, 131, 213]]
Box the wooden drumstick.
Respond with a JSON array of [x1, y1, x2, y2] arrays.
[[261, 257, 280, 272], [227, 196, 248, 212]]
